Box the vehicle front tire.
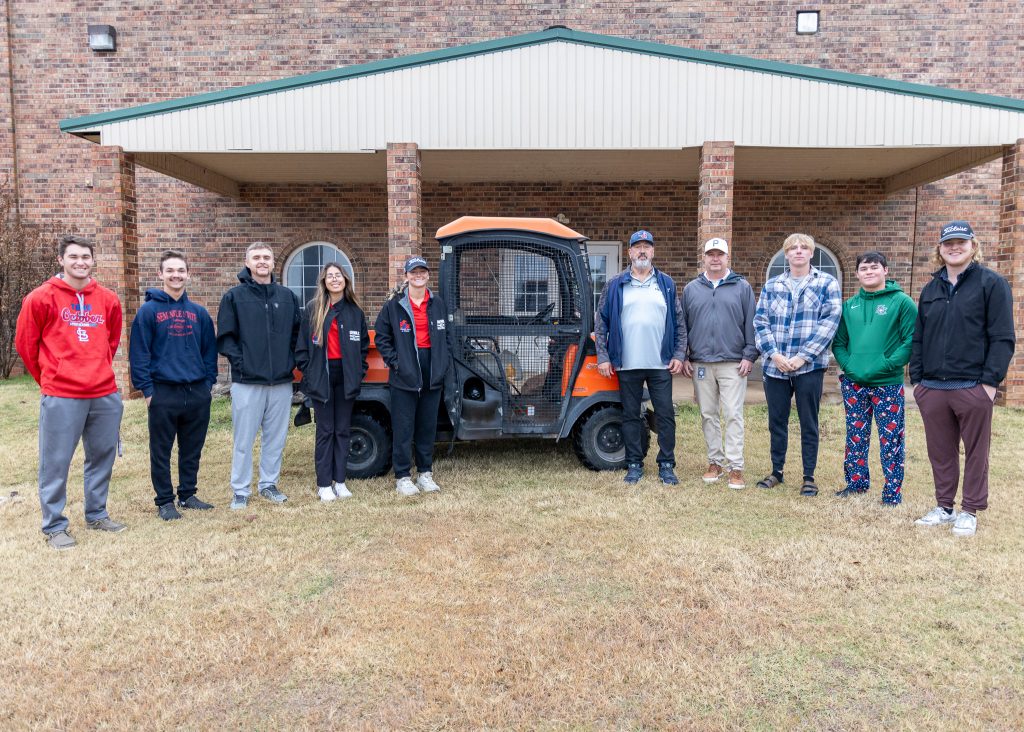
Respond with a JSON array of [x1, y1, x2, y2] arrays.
[[347, 412, 392, 479], [572, 405, 650, 471]]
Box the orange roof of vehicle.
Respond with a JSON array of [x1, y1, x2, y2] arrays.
[[436, 216, 588, 241]]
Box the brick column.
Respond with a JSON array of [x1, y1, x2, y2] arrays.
[[93, 145, 139, 395], [697, 141, 735, 249], [386, 142, 422, 288], [997, 139, 1024, 406]]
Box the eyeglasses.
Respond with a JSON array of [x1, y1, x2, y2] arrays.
[[324, 273, 346, 281]]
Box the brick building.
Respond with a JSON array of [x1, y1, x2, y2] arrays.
[[3, 3, 1023, 401]]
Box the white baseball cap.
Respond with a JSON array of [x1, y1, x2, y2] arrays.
[[703, 237, 729, 254]]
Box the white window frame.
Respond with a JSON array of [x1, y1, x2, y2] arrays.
[[766, 243, 842, 289], [283, 241, 355, 307]]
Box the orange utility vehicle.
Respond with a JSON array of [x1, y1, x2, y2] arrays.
[[345, 216, 650, 477]]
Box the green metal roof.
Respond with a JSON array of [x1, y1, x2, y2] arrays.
[[59, 26, 1024, 133]]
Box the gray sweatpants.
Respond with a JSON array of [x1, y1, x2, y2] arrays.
[[38, 393, 124, 535], [230, 382, 292, 497]]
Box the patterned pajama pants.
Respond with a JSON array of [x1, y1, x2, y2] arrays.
[[841, 377, 906, 504]]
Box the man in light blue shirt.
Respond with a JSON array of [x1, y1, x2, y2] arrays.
[[595, 230, 687, 485]]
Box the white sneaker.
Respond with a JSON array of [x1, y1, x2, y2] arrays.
[[416, 471, 441, 493], [952, 511, 977, 537], [334, 482, 352, 499], [915, 506, 957, 526], [396, 477, 419, 497], [317, 486, 336, 502]]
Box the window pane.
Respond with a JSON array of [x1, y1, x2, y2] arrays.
[[283, 243, 354, 307]]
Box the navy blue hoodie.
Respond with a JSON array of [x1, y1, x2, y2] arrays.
[[129, 288, 218, 398]]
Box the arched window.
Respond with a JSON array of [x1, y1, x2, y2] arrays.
[[766, 243, 842, 288], [283, 242, 354, 307]]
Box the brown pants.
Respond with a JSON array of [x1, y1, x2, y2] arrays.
[[913, 384, 994, 513]]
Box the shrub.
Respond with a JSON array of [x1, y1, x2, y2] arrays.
[[0, 182, 52, 378]]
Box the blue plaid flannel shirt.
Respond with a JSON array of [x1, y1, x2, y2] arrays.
[[754, 267, 842, 378]]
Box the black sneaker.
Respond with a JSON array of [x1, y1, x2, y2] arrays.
[[834, 487, 863, 498], [658, 463, 679, 485], [178, 495, 214, 510], [158, 502, 182, 521], [624, 463, 643, 485]]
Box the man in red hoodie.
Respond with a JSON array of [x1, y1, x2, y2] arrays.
[[15, 235, 127, 550]]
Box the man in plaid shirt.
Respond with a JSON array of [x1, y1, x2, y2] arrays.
[[753, 233, 842, 496]]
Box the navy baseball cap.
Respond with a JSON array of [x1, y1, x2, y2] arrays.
[[939, 221, 975, 243], [629, 230, 655, 246], [404, 256, 429, 272]]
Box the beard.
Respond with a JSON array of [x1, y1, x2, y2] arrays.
[[631, 257, 652, 273]]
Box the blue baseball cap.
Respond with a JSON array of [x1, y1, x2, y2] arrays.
[[939, 221, 975, 243], [629, 230, 655, 247], [404, 256, 429, 272]]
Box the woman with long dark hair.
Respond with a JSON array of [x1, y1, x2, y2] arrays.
[[296, 262, 369, 501]]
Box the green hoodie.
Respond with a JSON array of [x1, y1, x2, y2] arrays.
[[832, 281, 917, 387]]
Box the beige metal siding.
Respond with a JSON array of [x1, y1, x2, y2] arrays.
[[93, 41, 1024, 152]]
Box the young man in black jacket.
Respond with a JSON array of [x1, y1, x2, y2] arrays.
[[374, 256, 451, 497], [217, 243, 301, 509], [910, 221, 1015, 537]]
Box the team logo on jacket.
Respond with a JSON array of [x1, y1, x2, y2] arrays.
[[400, 319, 411, 333], [436, 319, 446, 330], [349, 330, 360, 341], [61, 302, 104, 327], [875, 304, 888, 315]]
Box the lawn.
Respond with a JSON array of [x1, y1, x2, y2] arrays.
[[1, 374, 1022, 730]]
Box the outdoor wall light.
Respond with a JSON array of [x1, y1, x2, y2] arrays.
[[88, 25, 116, 52], [796, 11, 820, 34]]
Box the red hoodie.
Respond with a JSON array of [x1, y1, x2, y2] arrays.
[[15, 276, 123, 398]]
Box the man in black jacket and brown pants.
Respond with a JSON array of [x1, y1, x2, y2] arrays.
[[217, 242, 301, 510], [911, 221, 1015, 537]]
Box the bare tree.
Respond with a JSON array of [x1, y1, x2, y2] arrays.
[[0, 180, 52, 378]]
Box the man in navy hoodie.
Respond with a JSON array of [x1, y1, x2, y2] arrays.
[[130, 250, 218, 520]]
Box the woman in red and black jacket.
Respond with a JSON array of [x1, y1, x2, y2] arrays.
[[296, 263, 369, 502], [373, 256, 451, 497]]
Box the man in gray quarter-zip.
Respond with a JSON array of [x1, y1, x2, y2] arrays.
[[680, 238, 758, 490], [217, 242, 301, 510]]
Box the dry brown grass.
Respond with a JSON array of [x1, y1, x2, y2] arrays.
[[1, 374, 1023, 730]]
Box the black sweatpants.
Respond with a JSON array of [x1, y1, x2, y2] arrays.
[[313, 360, 356, 486], [763, 368, 825, 479], [148, 381, 212, 507], [391, 347, 442, 479], [617, 368, 675, 466]]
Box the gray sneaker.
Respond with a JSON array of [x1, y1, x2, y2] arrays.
[[46, 530, 76, 550], [230, 494, 249, 510], [915, 506, 957, 527], [259, 485, 288, 503], [952, 511, 978, 537], [416, 472, 441, 493], [86, 517, 127, 533], [396, 477, 419, 497]]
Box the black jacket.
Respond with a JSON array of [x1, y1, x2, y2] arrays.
[[373, 287, 451, 392], [217, 267, 301, 385], [295, 298, 369, 403], [909, 262, 1015, 387]]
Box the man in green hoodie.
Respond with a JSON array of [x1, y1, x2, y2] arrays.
[[832, 251, 917, 504]]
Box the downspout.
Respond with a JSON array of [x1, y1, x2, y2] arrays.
[[3, 0, 20, 222], [909, 186, 918, 297]]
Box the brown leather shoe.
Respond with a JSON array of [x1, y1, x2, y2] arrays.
[[702, 463, 725, 483], [727, 469, 745, 490]]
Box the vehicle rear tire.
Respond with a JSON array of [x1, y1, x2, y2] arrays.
[[572, 405, 650, 471], [347, 412, 392, 479]]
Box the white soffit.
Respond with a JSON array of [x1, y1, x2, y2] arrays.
[[62, 30, 1024, 154]]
